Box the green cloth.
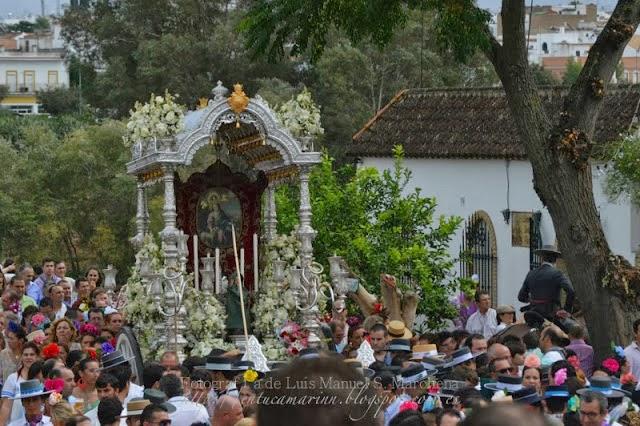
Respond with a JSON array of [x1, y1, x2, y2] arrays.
[[21, 295, 36, 309]]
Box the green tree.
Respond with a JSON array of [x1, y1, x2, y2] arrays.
[[34, 17, 50, 31], [240, 0, 640, 354], [59, 1, 302, 116], [38, 87, 81, 115], [530, 63, 558, 86], [0, 115, 136, 280], [603, 134, 640, 204], [562, 58, 583, 86], [275, 149, 461, 328], [7, 21, 34, 32]]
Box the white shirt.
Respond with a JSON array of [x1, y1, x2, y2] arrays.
[[125, 382, 144, 403], [168, 396, 209, 426], [85, 405, 126, 426], [624, 342, 640, 390], [53, 303, 67, 320], [465, 308, 498, 339], [2, 372, 25, 423], [8, 415, 53, 426]]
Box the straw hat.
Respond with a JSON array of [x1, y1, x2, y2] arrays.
[[387, 320, 412, 340]]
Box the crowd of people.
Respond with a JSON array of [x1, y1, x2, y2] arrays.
[[0, 246, 637, 426]]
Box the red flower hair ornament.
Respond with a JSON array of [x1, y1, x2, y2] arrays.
[[42, 343, 61, 360]]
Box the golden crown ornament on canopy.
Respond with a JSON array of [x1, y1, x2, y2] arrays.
[[228, 83, 250, 128]]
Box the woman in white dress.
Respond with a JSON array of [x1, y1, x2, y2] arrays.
[[0, 341, 41, 424]]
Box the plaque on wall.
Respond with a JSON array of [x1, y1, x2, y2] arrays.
[[511, 212, 532, 247]]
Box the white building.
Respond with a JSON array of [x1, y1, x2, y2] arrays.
[[0, 24, 68, 114], [349, 87, 640, 309]]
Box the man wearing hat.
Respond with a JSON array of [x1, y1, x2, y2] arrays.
[[199, 355, 239, 418], [518, 244, 575, 321], [8, 380, 53, 426], [543, 385, 570, 425], [100, 350, 144, 404], [121, 398, 151, 426]]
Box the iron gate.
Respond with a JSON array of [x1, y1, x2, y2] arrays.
[[529, 211, 542, 270], [459, 212, 497, 306]]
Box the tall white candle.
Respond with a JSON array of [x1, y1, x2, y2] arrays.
[[253, 233, 259, 292], [214, 248, 220, 294], [193, 235, 199, 291], [240, 248, 245, 280]]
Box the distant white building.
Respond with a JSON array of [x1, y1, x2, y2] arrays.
[[0, 23, 68, 114], [349, 87, 640, 308]]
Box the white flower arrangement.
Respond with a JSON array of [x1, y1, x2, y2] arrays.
[[123, 91, 185, 147], [251, 233, 300, 360], [276, 88, 324, 139], [123, 235, 228, 358], [182, 286, 232, 356]]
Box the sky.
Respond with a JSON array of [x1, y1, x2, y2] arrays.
[[0, 0, 68, 17], [0, 0, 620, 17]]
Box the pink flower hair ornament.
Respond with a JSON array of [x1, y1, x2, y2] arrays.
[[602, 358, 620, 375], [554, 368, 568, 386]]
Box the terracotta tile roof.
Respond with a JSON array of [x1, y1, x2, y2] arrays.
[[350, 86, 640, 160], [0, 33, 19, 50]]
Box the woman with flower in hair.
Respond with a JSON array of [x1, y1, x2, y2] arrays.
[[50, 318, 80, 351], [0, 321, 26, 383], [522, 355, 542, 394], [69, 357, 99, 413], [0, 341, 41, 423]]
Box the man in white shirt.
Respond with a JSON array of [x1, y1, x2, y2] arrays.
[[465, 290, 497, 339], [160, 374, 209, 426]]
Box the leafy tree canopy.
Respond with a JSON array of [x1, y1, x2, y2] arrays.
[[275, 148, 462, 328], [240, 0, 492, 62]]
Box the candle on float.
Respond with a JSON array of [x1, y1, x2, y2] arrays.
[[253, 233, 259, 292], [193, 235, 199, 290], [214, 248, 220, 294]]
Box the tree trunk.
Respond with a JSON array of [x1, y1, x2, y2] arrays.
[[487, 0, 640, 356]]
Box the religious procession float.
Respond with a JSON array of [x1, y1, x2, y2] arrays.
[[105, 81, 420, 376]]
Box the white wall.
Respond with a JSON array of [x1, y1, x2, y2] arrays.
[[0, 54, 68, 90], [360, 157, 638, 308]]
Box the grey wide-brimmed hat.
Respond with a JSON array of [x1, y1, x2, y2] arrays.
[[535, 244, 561, 256], [11, 380, 52, 400], [577, 376, 626, 399]]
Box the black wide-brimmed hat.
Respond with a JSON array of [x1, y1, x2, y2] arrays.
[[99, 350, 134, 371], [195, 356, 236, 371], [512, 386, 542, 405], [142, 389, 176, 413], [442, 347, 483, 369], [485, 375, 524, 393], [544, 385, 570, 400], [399, 364, 436, 387], [388, 339, 411, 353], [535, 244, 561, 256]]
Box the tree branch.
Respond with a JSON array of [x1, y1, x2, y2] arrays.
[[500, 0, 527, 62], [564, 0, 640, 139]]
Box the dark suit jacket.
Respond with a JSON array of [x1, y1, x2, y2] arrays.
[[518, 263, 575, 313]]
